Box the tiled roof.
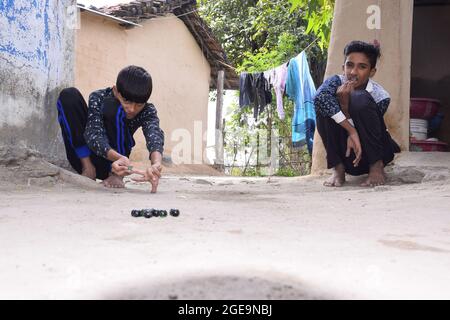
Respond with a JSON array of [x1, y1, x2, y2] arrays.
[[98, 0, 196, 21], [84, 0, 238, 89]]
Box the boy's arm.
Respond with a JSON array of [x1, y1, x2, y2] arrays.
[[313, 75, 348, 124], [84, 90, 114, 159], [129, 104, 164, 193], [377, 98, 390, 116], [140, 104, 165, 160], [314, 75, 362, 166]]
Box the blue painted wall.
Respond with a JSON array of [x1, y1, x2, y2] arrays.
[[0, 0, 76, 163], [0, 0, 52, 71]]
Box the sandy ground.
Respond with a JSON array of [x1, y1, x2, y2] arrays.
[[1, 149, 450, 300]]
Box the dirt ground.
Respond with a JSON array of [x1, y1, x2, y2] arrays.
[[1, 147, 450, 299]]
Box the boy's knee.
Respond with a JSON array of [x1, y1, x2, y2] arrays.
[[349, 90, 375, 115], [58, 87, 82, 101], [350, 90, 372, 105]]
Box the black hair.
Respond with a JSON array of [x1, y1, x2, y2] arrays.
[[343, 40, 381, 69], [116, 65, 152, 103]]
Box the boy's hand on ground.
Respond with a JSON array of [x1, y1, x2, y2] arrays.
[[80, 157, 96, 180], [111, 156, 132, 177], [131, 163, 162, 193], [81, 164, 96, 180], [346, 132, 362, 167]]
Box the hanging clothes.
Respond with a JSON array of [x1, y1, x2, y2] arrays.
[[252, 72, 272, 120], [239, 72, 254, 108], [285, 51, 316, 154], [239, 72, 272, 120], [268, 63, 288, 120], [263, 69, 273, 85]]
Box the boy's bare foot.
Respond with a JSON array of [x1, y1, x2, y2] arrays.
[[103, 173, 125, 188], [324, 163, 346, 187], [361, 160, 385, 187]]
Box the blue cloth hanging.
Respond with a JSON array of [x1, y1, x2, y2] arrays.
[[285, 51, 316, 154]]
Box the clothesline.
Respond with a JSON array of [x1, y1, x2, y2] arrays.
[[226, 37, 319, 74], [217, 60, 237, 70], [216, 38, 319, 73], [301, 37, 320, 55], [268, 37, 319, 72]]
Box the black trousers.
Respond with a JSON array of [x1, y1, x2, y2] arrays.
[[316, 90, 400, 176], [56, 88, 116, 180]]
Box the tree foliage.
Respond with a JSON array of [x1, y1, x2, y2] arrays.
[[198, 0, 334, 69], [198, 0, 330, 85], [288, 0, 334, 50]]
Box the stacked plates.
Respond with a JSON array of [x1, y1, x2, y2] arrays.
[[410, 118, 428, 140]]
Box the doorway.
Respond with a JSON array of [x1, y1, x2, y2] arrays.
[[410, 0, 450, 151]]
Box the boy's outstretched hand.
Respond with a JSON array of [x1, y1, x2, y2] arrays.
[[111, 156, 132, 176], [131, 163, 162, 193]]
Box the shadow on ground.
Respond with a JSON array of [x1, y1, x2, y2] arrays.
[[101, 274, 332, 300]]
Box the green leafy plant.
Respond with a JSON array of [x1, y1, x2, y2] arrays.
[[288, 0, 334, 50]]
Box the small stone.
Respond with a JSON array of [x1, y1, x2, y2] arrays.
[[142, 209, 153, 218], [194, 179, 213, 185], [152, 209, 160, 217], [131, 210, 141, 217], [374, 186, 391, 192], [170, 209, 180, 217], [160, 210, 168, 217]]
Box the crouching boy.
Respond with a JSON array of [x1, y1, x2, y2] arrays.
[[314, 41, 400, 187], [56, 65, 164, 192]]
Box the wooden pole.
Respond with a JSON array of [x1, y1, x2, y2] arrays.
[[215, 70, 225, 170], [267, 105, 273, 176]]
